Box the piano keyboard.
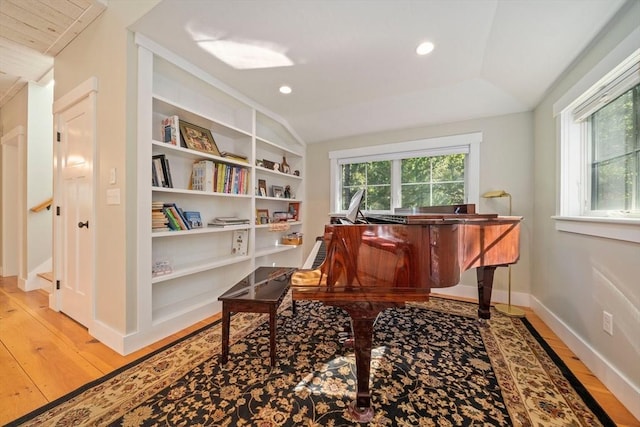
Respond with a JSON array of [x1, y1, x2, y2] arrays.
[[302, 236, 326, 269]]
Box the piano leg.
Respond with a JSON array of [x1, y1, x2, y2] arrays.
[[333, 301, 401, 423], [476, 266, 497, 319]]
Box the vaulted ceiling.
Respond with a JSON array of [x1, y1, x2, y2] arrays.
[[0, 0, 106, 107], [129, 0, 630, 143], [1, 0, 631, 144]]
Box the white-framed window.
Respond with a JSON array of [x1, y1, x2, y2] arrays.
[[329, 132, 481, 214], [554, 39, 640, 243]]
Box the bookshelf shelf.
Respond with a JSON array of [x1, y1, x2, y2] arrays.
[[152, 186, 252, 198], [255, 165, 303, 179], [255, 135, 303, 158], [151, 254, 251, 283], [151, 224, 250, 238], [135, 37, 305, 354], [255, 244, 299, 258]]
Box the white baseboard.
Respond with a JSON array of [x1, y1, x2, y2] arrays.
[[531, 296, 640, 420], [90, 301, 222, 356], [89, 320, 127, 355]]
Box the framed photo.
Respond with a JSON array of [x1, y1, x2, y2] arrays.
[[288, 202, 300, 221], [273, 211, 289, 221], [258, 179, 267, 197], [179, 121, 220, 156], [272, 185, 284, 198], [256, 209, 269, 224]]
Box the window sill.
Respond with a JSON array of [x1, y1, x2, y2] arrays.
[[552, 216, 640, 244]]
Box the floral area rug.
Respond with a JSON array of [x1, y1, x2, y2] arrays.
[[6, 297, 615, 426]]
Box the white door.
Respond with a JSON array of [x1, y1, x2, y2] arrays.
[[55, 93, 95, 328]]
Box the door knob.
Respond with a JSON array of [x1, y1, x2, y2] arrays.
[[78, 221, 89, 229]]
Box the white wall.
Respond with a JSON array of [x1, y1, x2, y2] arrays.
[[303, 111, 534, 303], [53, 0, 159, 336], [532, 1, 640, 418]]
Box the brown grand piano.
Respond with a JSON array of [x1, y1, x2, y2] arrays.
[[290, 203, 521, 421]]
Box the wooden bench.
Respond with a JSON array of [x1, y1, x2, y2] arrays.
[[218, 266, 296, 366]]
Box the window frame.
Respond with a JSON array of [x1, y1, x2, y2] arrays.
[[553, 34, 640, 244], [328, 132, 481, 214]]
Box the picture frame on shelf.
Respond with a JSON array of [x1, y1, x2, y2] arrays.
[[258, 179, 267, 197], [288, 202, 300, 221], [262, 159, 275, 170], [272, 185, 284, 198], [256, 209, 269, 224], [179, 121, 220, 156], [272, 211, 289, 222]]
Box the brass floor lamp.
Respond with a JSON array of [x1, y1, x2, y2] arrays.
[[481, 190, 525, 318]]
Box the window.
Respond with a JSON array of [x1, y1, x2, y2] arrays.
[[330, 133, 481, 214], [589, 84, 639, 212], [341, 155, 466, 211], [401, 154, 466, 207], [554, 45, 640, 243]]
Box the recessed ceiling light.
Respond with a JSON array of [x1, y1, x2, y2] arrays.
[[416, 41, 435, 56], [279, 85, 292, 94]]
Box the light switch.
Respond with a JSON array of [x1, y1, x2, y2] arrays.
[[109, 168, 117, 184], [107, 188, 120, 205]]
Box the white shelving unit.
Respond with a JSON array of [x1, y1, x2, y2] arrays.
[[132, 35, 305, 353]]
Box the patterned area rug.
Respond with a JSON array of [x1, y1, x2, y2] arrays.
[[7, 297, 614, 426]]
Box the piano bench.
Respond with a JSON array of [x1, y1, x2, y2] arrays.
[[218, 267, 295, 367]]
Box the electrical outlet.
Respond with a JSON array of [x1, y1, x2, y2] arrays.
[[602, 311, 613, 336]]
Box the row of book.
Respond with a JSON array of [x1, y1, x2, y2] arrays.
[[152, 154, 173, 188], [192, 160, 250, 194], [152, 201, 202, 232]]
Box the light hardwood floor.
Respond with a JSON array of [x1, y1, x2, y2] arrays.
[[1, 276, 638, 426]]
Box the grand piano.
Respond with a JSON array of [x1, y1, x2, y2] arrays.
[[290, 195, 521, 422]]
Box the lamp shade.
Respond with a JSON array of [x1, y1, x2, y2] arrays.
[[482, 190, 510, 198]]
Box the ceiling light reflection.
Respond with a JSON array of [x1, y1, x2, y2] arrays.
[[199, 39, 293, 69]]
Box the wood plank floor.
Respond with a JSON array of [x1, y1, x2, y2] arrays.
[[1, 276, 638, 426]]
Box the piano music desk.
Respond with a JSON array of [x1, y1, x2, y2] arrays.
[[218, 267, 295, 367]]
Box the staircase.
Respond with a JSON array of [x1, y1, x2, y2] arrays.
[[36, 272, 53, 293]]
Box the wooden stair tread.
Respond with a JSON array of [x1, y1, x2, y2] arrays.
[[37, 272, 53, 282]]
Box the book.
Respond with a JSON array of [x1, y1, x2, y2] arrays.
[[183, 211, 203, 228], [162, 206, 182, 230], [152, 154, 173, 188], [151, 201, 169, 231], [162, 156, 173, 188], [161, 115, 180, 146], [231, 229, 248, 255], [192, 160, 215, 192], [208, 217, 250, 227], [164, 203, 190, 230], [152, 155, 166, 187], [221, 151, 249, 163]]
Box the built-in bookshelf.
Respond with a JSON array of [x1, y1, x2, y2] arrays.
[[132, 35, 305, 354]]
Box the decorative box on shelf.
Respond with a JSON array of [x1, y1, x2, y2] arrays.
[[281, 233, 302, 245]]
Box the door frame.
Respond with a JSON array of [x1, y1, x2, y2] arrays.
[[51, 77, 98, 316], [1, 126, 26, 287]]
